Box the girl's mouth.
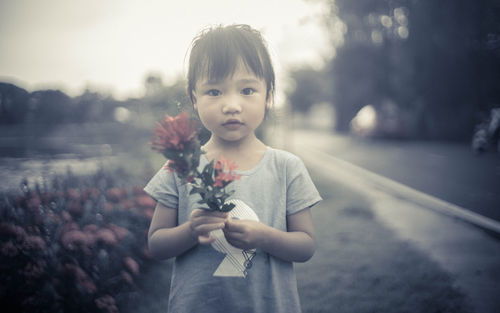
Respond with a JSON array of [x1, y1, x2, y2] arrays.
[[223, 119, 243, 130]]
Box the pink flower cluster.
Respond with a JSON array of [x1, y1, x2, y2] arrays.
[[95, 294, 119, 313], [213, 156, 242, 188], [150, 111, 241, 212], [0, 171, 159, 312]]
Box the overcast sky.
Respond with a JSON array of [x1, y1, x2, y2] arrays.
[[0, 0, 331, 100]]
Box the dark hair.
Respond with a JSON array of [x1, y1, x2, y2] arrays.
[[187, 24, 275, 104]]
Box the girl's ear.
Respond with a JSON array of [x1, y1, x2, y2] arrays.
[[192, 91, 198, 110], [265, 94, 273, 110]]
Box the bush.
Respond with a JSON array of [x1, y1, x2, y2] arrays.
[[0, 169, 159, 313]]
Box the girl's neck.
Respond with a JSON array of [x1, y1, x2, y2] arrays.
[[204, 133, 263, 154], [203, 134, 267, 171]]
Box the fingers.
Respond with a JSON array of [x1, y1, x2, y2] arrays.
[[190, 208, 228, 219], [224, 218, 245, 233], [191, 222, 225, 245], [198, 233, 216, 245], [189, 209, 228, 245], [196, 222, 226, 235], [223, 220, 246, 243], [224, 237, 245, 249], [189, 209, 228, 226], [223, 230, 244, 243]]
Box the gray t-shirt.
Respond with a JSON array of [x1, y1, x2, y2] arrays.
[[144, 147, 322, 313]]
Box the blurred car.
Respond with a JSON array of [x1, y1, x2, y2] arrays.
[[350, 102, 408, 139]]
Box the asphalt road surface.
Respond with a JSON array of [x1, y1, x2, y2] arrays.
[[290, 129, 500, 222]]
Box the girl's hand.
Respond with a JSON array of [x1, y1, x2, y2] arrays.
[[223, 219, 267, 250], [189, 209, 228, 245]]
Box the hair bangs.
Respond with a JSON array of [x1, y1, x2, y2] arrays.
[[196, 35, 265, 84], [187, 24, 275, 103]]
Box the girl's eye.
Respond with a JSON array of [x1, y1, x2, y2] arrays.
[[207, 89, 221, 96], [241, 88, 255, 96]]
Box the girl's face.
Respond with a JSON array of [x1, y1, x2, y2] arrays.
[[193, 62, 269, 145]]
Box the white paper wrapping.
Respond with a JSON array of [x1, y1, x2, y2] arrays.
[[210, 199, 259, 277]]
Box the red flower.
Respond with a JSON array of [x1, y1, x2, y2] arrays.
[[61, 230, 89, 250], [1, 241, 18, 257], [143, 208, 154, 220], [64, 264, 97, 294], [119, 199, 134, 210], [121, 270, 133, 284], [23, 261, 46, 280], [135, 194, 156, 209], [106, 188, 125, 203], [213, 156, 242, 188], [96, 228, 118, 246], [0, 223, 27, 241], [108, 224, 130, 240], [61, 211, 73, 222], [123, 256, 140, 276], [81, 187, 100, 200], [66, 188, 81, 201], [22, 235, 46, 251], [83, 224, 99, 234], [95, 295, 118, 313], [68, 200, 83, 216], [151, 111, 198, 151]]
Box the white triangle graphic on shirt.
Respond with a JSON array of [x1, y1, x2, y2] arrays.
[[210, 199, 259, 277]]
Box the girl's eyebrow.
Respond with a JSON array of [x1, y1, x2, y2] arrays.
[[199, 77, 262, 87], [236, 78, 262, 84], [198, 80, 219, 87]]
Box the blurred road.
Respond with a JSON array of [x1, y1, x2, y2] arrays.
[[286, 129, 500, 313], [288, 129, 500, 223]]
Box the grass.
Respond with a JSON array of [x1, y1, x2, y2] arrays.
[[296, 168, 473, 313]]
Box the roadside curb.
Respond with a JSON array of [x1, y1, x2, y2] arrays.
[[295, 143, 500, 235]]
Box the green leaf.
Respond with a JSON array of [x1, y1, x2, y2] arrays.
[[189, 186, 205, 195], [221, 203, 235, 212], [201, 161, 214, 186], [162, 150, 183, 160]]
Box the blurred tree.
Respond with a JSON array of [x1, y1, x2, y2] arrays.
[[30, 89, 72, 125], [143, 73, 189, 115], [321, 0, 414, 132], [407, 1, 479, 139], [72, 90, 102, 123], [316, 0, 500, 140], [144, 73, 164, 98], [73, 89, 118, 123], [0, 83, 30, 124], [287, 67, 332, 114]]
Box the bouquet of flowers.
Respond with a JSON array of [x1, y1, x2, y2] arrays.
[[150, 112, 241, 212]]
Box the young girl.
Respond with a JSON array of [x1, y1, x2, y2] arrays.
[[145, 24, 322, 313]]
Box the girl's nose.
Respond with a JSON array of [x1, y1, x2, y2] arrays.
[[221, 95, 242, 114]]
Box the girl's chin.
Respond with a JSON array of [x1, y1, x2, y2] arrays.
[[214, 133, 251, 143]]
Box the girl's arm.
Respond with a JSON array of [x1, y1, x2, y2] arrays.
[[148, 202, 227, 260], [223, 207, 315, 262]]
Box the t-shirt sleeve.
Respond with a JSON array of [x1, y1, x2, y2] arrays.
[[285, 155, 322, 215], [144, 163, 179, 209]]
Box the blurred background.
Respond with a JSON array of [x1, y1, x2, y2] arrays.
[[1, 0, 500, 312], [1, 0, 499, 216]]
